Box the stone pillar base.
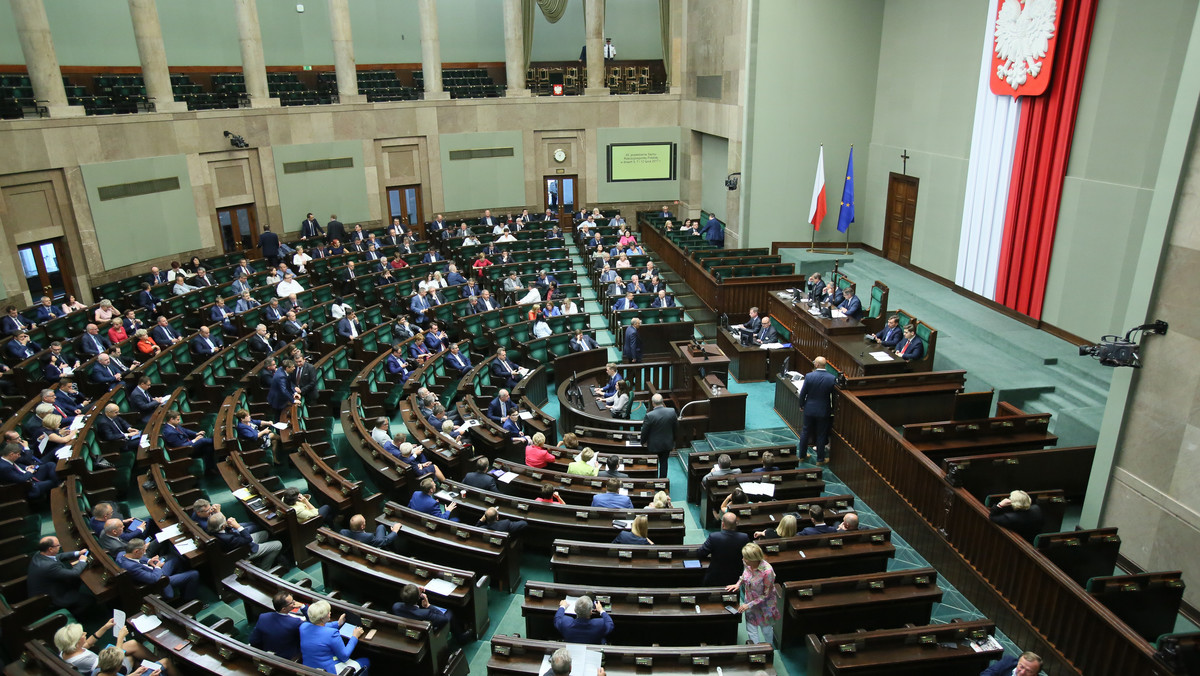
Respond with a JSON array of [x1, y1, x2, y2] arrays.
[[423, 91, 451, 101], [44, 104, 87, 118], [152, 100, 190, 113], [584, 87, 612, 97], [669, 85, 683, 95], [244, 96, 281, 109], [337, 93, 368, 104], [505, 87, 532, 98]]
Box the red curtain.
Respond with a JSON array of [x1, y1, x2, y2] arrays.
[[995, 0, 1098, 319]]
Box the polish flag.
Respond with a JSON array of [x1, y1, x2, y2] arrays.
[[808, 145, 827, 230]]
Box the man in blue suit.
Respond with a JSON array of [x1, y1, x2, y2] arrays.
[[161, 410, 217, 475], [259, 225, 281, 266], [409, 478, 458, 521], [491, 348, 525, 389], [424, 322, 448, 352], [210, 298, 237, 333], [386, 344, 411, 381], [797, 356, 837, 465], [612, 292, 638, 312], [590, 479, 633, 509], [78, 324, 110, 357], [129, 376, 167, 423], [250, 592, 306, 660], [981, 651, 1042, 676], [650, 290, 675, 308], [150, 316, 182, 348], [409, 289, 432, 326], [422, 250, 443, 264], [445, 343, 472, 375], [868, 315, 903, 349], [622, 318, 643, 363], [32, 297, 64, 323], [6, 332, 40, 361], [137, 283, 159, 314], [268, 360, 298, 420], [190, 325, 224, 356], [753, 317, 779, 345], [701, 215, 724, 247], [487, 390, 513, 424], [115, 539, 199, 600], [445, 264, 467, 286], [393, 583, 472, 644], [837, 283, 863, 320], [554, 596, 615, 644], [1, 306, 34, 336], [693, 512, 750, 585], [337, 311, 363, 342], [895, 325, 925, 361], [340, 513, 401, 551], [0, 442, 59, 498]]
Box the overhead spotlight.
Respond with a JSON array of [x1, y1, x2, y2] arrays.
[[223, 130, 250, 149], [1077, 320, 1168, 368]]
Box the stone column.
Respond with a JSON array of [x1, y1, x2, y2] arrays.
[[9, 0, 84, 117], [417, 0, 449, 100], [669, 0, 684, 93], [233, 0, 279, 108], [502, 0, 530, 97], [583, 0, 608, 96], [327, 0, 365, 104], [127, 0, 187, 112]]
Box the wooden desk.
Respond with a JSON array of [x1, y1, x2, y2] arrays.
[[521, 581, 741, 646], [487, 634, 776, 676], [671, 339, 731, 386], [779, 568, 942, 643], [686, 443, 801, 503], [807, 619, 1001, 676], [768, 291, 913, 379], [715, 328, 792, 383], [378, 501, 522, 592]]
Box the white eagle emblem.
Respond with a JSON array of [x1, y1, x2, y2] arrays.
[[994, 0, 1057, 90]]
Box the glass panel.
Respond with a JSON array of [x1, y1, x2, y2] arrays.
[[218, 210, 236, 253], [546, 179, 559, 210], [561, 178, 575, 210], [404, 188, 418, 226], [39, 243, 60, 273], [18, 248, 38, 278], [236, 208, 252, 249], [388, 189, 402, 220]]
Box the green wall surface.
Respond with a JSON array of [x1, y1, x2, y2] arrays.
[[79, 155, 200, 270], [700, 132, 729, 222], [437, 0, 505, 63], [438, 131, 526, 212], [349, 3, 423, 65], [595, 127, 682, 203], [742, 0, 884, 249], [259, 2, 335, 67], [1040, 0, 1197, 339], [160, 1, 240, 67], [862, 0, 984, 280], [272, 142, 370, 233]]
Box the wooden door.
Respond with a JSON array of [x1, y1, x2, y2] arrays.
[[544, 176, 577, 218], [883, 173, 919, 265], [17, 238, 74, 301], [387, 185, 424, 235], [217, 204, 259, 254]]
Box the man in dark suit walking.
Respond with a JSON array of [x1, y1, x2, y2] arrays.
[[326, 214, 346, 243], [798, 356, 837, 465], [640, 394, 678, 478], [693, 512, 749, 586], [622, 318, 643, 363], [259, 225, 281, 266]]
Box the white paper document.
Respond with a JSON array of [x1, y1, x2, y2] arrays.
[[759, 342, 785, 350], [140, 661, 163, 674], [140, 435, 151, 449], [113, 609, 126, 633], [129, 614, 162, 633], [498, 471, 519, 484], [155, 524, 182, 542], [55, 448, 72, 460], [519, 411, 534, 420], [561, 595, 580, 615], [869, 351, 895, 361], [173, 539, 198, 555], [830, 309, 846, 319], [272, 422, 289, 430], [232, 487, 255, 501], [740, 482, 776, 498], [70, 416, 87, 431], [423, 577, 457, 596]]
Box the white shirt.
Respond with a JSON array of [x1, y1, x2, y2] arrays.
[[330, 302, 351, 320], [492, 224, 506, 235], [533, 321, 552, 339], [292, 252, 312, 272], [496, 234, 516, 243], [563, 302, 579, 315], [276, 279, 305, 297], [604, 43, 616, 58]]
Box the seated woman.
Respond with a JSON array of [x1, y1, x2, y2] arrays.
[[133, 328, 159, 357], [472, 255, 493, 277], [613, 514, 653, 545], [567, 448, 599, 476], [754, 513, 797, 540], [599, 380, 631, 419], [618, 230, 638, 249], [390, 255, 409, 269], [166, 261, 191, 282], [614, 253, 632, 269], [716, 487, 749, 520], [55, 620, 169, 676], [107, 318, 128, 345], [534, 484, 565, 504], [525, 432, 555, 468], [299, 600, 369, 675], [292, 245, 313, 274], [650, 490, 672, 509], [94, 299, 119, 323], [281, 486, 334, 526], [234, 408, 280, 463], [532, 318, 552, 339], [61, 295, 87, 315], [39, 412, 76, 453]]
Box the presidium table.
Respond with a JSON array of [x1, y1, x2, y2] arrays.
[[765, 290, 912, 378]]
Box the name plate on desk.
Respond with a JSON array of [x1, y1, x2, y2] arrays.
[[555, 545, 570, 555], [697, 455, 710, 463], [798, 587, 814, 598], [530, 472, 543, 480], [765, 545, 780, 554], [670, 512, 683, 521], [870, 534, 886, 544], [575, 511, 589, 520], [405, 628, 421, 639], [597, 595, 611, 605], [837, 644, 857, 655], [680, 595, 696, 605], [455, 529, 469, 539], [692, 657, 709, 667], [529, 588, 544, 598], [493, 645, 510, 656], [868, 580, 885, 591], [484, 495, 497, 504], [517, 502, 529, 511], [749, 654, 767, 664], [914, 575, 931, 585], [415, 568, 429, 578], [489, 537, 504, 546], [638, 596, 654, 605], [658, 551, 672, 561], [722, 593, 737, 604], [364, 553, 378, 564], [829, 538, 844, 548], [635, 657, 653, 667], [338, 543, 351, 554], [618, 550, 633, 559], [561, 476, 573, 485]]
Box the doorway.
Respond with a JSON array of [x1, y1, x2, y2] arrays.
[[17, 238, 73, 301], [883, 173, 919, 265], [217, 204, 259, 254], [387, 185, 423, 235], [544, 175, 576, 218]]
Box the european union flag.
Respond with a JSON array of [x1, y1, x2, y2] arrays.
[[837, 147, 854, 234]]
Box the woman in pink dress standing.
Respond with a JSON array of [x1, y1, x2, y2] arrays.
[[725, 542, 780, 645]]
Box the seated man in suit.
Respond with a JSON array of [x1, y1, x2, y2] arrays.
[[445, 342, 472, 375], [341, 513, 401, 552], [32, 296, 64, 323], [753, 317, 779, 345], [337, 310, 363, 342], [0, 441, 59, 499], [189, 325, 223, 356], [262, 298, 285, 323], [94, 402, 141, 453], [280, 310, 309, 347], [461, 456, 500, 492], [487, 389, 514, 425], [393, 316, 416, 341], [78, 324, 111, 358], [250, 592, 307, 661], [27, 536, 92, 616], [981, 651, 1043, 676], [895, 325, 924, 361], [866, 315, 903, 349], [693, 512, 750, 586], [625, 275, 646, 295], [650, 290, 675, 308], [837, 283, 863, 320], [820, 281, 844, 307], [386, 344, 412, 381], [422, 249, 443, 265], [590, 479, 634, 509], [798, 505, 838, 535], [590, 363, 623, 400], [408, 478, 458, 521], [161, 410, 218, 476], [806, 272, 824, 298], [247, 324, 280, 355], [424, 321, 449, 352], [1, 305, 35, 336], [392, 583, 471, 643], [6, 331, 40, 362], [234, 290, 260, 314], [210, 297, 238, 333], [570, 329, 599, 353], [732, 306, 763, 333], [207, 513, 284, 568], [491, 348, 527, 389], [445, 264, 467, 286], [612, 292, 638, 312], [554, 596, 615, 644], [150, 316, 182, 348], [115, 538, 200, 601], [137, 282, 159, 314], [128, 376, 168, 423]]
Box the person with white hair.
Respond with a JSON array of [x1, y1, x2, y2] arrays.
[[553, 595, 614, 644], [299, 600, 368, 674], [989, 489, 1045, 542]]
